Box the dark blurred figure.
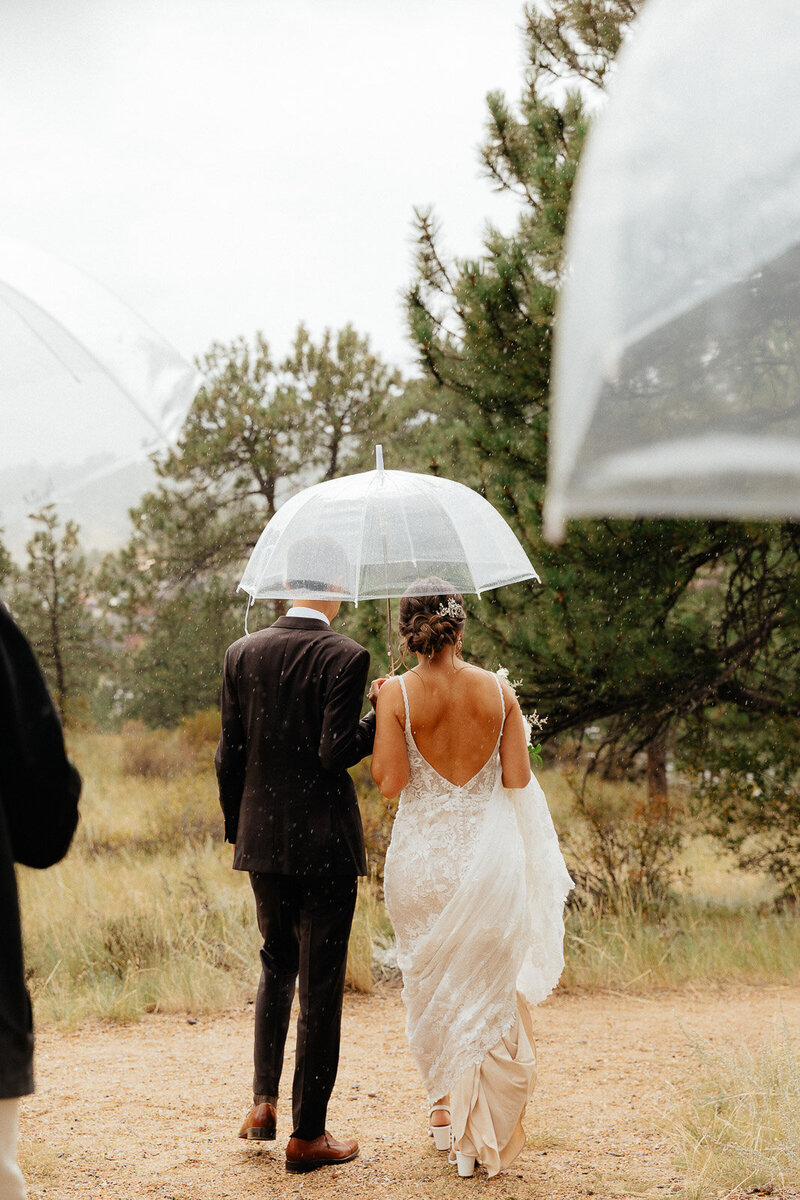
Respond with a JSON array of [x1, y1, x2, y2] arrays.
[[0, 601, 80, 1199]]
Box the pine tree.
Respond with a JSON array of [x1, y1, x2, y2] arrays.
[[394, 0, 800, 797], [9, 507, 104, 721], [0, 532, 12, 591], [103, 326, 404, 725], [282, 324, 403, 481]]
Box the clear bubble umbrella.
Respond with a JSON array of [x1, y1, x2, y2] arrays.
[[0, 236, 199, 548], [545, 0, 800, 542], [239, 446, 539, 669]]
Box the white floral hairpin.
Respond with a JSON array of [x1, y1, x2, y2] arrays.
[[436, 597, 465, 620]]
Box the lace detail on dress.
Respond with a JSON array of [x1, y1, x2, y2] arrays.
[[385, 674, 505, 952], [383, 670, 573, 1104]]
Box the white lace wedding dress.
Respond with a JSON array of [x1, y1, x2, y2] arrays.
[[383, 674, 573, 1176]]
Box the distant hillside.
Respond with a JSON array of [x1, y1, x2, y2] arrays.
[[2, 454, 340, 562], [0, 457, 157, 559]]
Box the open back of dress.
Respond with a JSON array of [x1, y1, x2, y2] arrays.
[[383, 672, 573, 1176]]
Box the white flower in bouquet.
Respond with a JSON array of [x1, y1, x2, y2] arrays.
[[496, 666, 546, 767]]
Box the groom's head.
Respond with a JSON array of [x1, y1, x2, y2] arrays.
[[286, 537, 349, 599]]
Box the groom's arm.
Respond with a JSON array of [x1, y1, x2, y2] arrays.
[[319, 647, 376, 773], [215, 647, 247, 843]]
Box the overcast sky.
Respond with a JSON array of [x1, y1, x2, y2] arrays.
[[2, 0, 530, 378]]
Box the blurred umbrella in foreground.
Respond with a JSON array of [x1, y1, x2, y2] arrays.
[[545, 0, 800, 543], [239, 446, 539, 670], [0, 236, 199, 542]]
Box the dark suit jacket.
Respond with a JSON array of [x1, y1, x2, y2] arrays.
[[215, 616, 375, 876], [0, 602, 81, 1099]]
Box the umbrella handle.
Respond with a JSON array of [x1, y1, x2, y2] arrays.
[[377, 444, 395, 674], [386, 596, 396, 676]]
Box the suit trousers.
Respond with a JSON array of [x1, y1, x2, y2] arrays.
[[248, 871, 358, 1141]]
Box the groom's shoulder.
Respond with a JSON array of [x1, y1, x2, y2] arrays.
[[223, 623, 368, 667], [223, 624, 281, 662], [326, 628, 370, 664]]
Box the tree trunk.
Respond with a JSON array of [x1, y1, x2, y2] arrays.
[[48, 555, 67, 720], [49, 600, 66, 720], [323, 430, 340, 480], [646, 726, 668, 806]]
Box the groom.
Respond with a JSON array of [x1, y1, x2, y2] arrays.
[[215, 537, 377, 1173]]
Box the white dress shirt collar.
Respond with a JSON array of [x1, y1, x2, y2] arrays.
[[286, 606, 331, 626]]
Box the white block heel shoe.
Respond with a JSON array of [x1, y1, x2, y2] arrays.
[[455, 1151, 476, 1177], [428, 1104, 452, 1151]]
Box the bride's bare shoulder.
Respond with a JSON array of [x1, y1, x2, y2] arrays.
[[462, 665, 518, 707], [377, 675, 404, 698], [461, 663, 501, 687], [375, 675, 406, 716]]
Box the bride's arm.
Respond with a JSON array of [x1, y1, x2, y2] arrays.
[[499, 681, 532, 789], [370, 678, 410, 798]]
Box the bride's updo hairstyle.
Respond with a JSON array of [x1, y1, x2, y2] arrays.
[[398, 577, 466, 662]]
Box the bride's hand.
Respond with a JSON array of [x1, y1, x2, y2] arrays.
[[368, 677, 388, 709]]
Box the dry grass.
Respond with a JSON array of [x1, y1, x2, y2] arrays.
[[65, 728, 220, 856], [528, 769, 800, 995], [21, 840, 380, 1025], [21, 845, 255, 1024], [676, 834, 778, 907], [118, 711, 220, 779], [19, 729, 377, 1025], [673, 1024, 800, 1197], [19, 730, 800, 1027], [562, 902, 800, 993]]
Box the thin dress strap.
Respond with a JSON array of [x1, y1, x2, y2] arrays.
[[494, 674, 507, 730], [398, 674, 411, 728]]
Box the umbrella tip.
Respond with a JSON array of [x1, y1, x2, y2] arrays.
[[375, 444, 384, 472]]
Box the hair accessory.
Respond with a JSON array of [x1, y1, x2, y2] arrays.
[[436, 597, 465, 620]]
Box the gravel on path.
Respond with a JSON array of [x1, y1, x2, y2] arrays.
[[18, 983, 800, 1200]]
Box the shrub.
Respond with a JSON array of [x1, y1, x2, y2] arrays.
[[178, 708, 221, 751], [690, 714, 800, 902], [143, 776, 222, 851], [346, 878, 385, 994], [119, 722, 198, 780], [351, 761, 397, 884], [560, 772, 688, 909]]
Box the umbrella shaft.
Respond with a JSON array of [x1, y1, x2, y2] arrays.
[[386, 596, 395, 676]]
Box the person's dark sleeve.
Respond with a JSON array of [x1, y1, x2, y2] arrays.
[[215, 648, 246, 844], [319, 647, 376, 773], [0, 605, 80, 869]]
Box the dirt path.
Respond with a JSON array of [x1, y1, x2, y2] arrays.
[[18, 984, 800, 1200]]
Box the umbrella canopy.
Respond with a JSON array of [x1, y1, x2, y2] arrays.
[[239, 448, 539, 603], [0, 237, 199, 547], [545, 0, 800, 542]]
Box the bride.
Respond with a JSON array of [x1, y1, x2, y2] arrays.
[[371, 579, 573, 1179]]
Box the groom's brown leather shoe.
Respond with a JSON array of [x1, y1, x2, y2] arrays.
[[284, 1131, 359, 1173], [238, 1102, 277, 1141]]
